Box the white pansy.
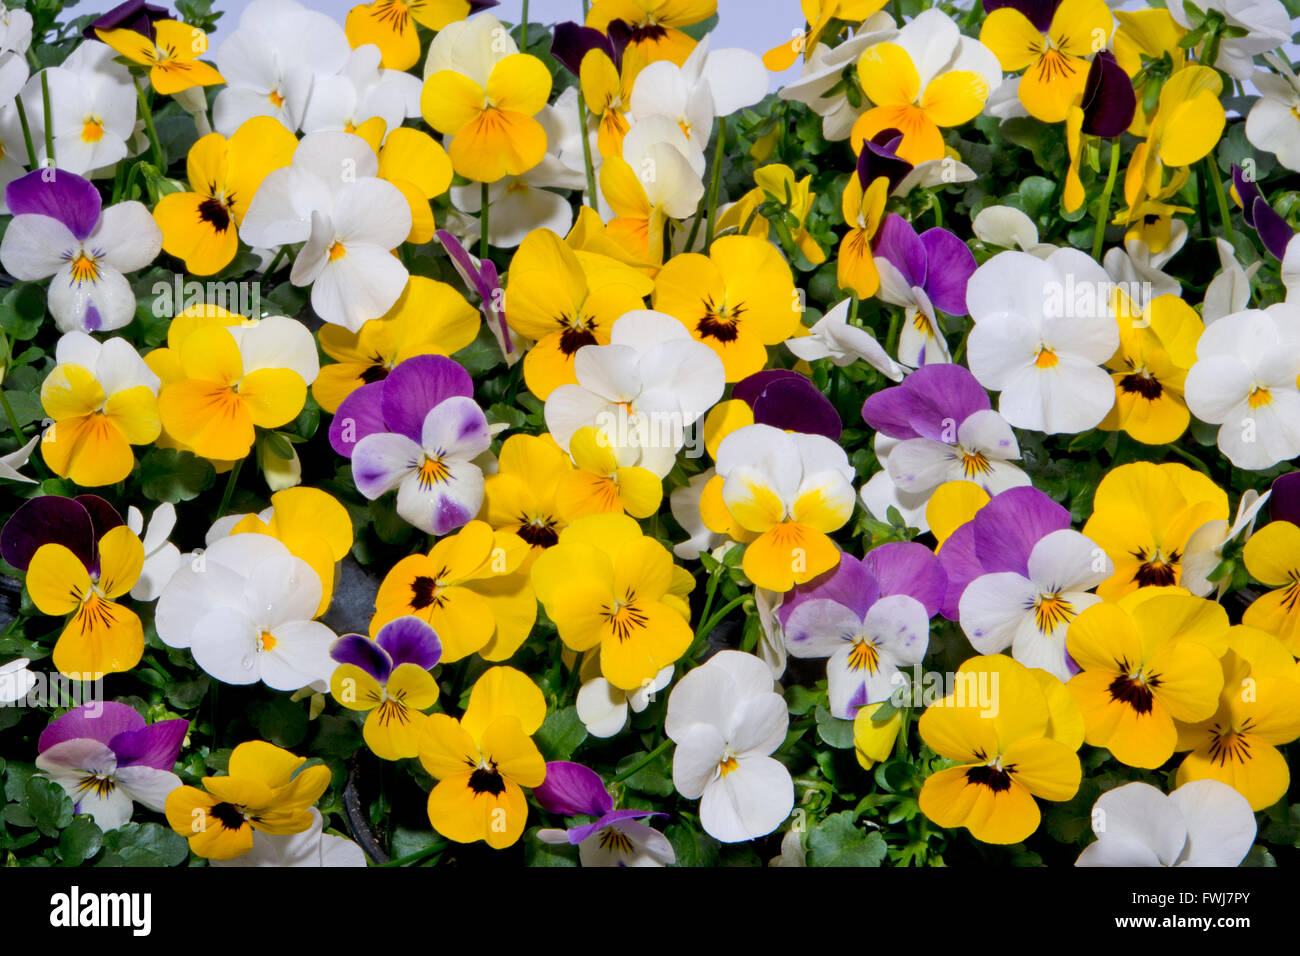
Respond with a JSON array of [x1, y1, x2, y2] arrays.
[[576, 665, 674, 737], [126, 503, 184, 602], [784, 298, 904, 380]]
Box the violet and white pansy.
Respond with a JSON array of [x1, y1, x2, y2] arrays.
[[534, 761, 676, 867], [0, 169, 162, 333]]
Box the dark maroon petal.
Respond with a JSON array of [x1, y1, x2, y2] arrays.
[[551, 21, 614, 76], [857, 130, 912, 193], [936, 522, 982, 621], [983, 0, 1059, 33], [1251, 197, 1292, 260], [917, 228, 975, 316], [862, 383, 924, 440], [1269, 472, 1300, 526], [972, 486, 1071, 576], [5, 169, 102, 241], [780, 554, 878, 626], [533, 761, 613, 817], [75, 494, 125, 542], [380, 355, 475, 444], [38, 701, 144, 752], [864, 541, 946, 617], [111, 718, 188, 770], [1233, 165, 1262, 227], [750, 377, 842, 440], [1, 496, 94, 571], [1080, 52, 1136, 138], [375, 615, 442, 670], [330, 634, 393, 684], [468, 0, 499, 13], [873, 214, 927, 289], [330, 381, 389, 458], [566, 808, 665, 844], [901, 364, 990, 440], [732, 369, 804, 407], [82, 0, 169, 39]]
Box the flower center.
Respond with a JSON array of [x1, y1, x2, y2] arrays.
[[81, 117, 105, 143], [268, 89, 285, 108], [1248, 385, 1272, 408], [416, 455, 451, 489], [1032, 592, 1075, 633], [602, 592, 648, 642], [1132, 547, 1179, 587], [957, 448, 992, 478], [209, 802, 249, 831], [257, 630, 277, 652], [717, 754, 739, 777], [1207, 721, 1254, 766], [598, 825, 635, 854], [1034, 345, 1059, 369], [1119, 370, 1163, 400], [846, 638, 880, 673], [328, 240, 347, 262], [697, 294, 745, 343], [1107, 661, 1159, 714], [69, 252, 100, 284], [75, 773, 116, 798]]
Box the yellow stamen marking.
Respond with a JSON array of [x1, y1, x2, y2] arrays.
[[1035, 346, 1059, 369], [69, 252, 100, 284], [1248, 386, 1272, 408], [328, 241, 347, 262], [259, 630, 277, 652], [417, 455, 450, 488], [1032, 593, 1076, 633], [269, 89, 285, 108], [846, 639, 880, 673], [81, 118, 104, 143], [958, 449, 992, 478], [718, 756, 739, 776]]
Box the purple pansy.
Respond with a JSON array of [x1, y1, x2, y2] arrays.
[[1232, 165, 1293, 260], [935, 485, 1072, 621], [1080, 51, 1136, 138], [732, 369, 841, 440], [777, 545, 945, 718], [862, 364, 1030, 498], [330, 615, 443, 684], [550, 20, 631, 76], [534, 761, 675, 867], [436, 229, 515, 361], [857, 128, 913, 193], [330, 355, 490, 536], [35, 701, 187, 830], [1, 493, 125, 576], [0, 169, 162, 333], [873, 214, 976, 367]]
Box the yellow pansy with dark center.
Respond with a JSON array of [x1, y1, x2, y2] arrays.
[[1119, 370, 1163, 400], [1131, 546, 1179, 587], [1106, 666, 1159, 715], [408, 573, 443, 610], [697, 294, 745, 343], [964, 762, 1013, 793], [208, 802, 248, 831]]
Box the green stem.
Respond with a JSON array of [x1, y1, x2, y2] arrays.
[[39, 70, 55, 166], [1196, 157, 1211, 239], [263, 243, 290, 278], [479, 181, 490, 260], [691, 594, 749, 655], [134, 76, 165, 170], [703, 118, 726, 247], [612, 738, 673, 784], [520, 0, 529, 47], [13, 98, 37, 168], [377, 840, 448, 867], [0, 391, 44, 481], [1091, 140, 1120, 261], [577, 93, 598, 208], [1204, 157, 1235, 244], [216, 457, 243, 518], [1163, 439, 1212, 476]]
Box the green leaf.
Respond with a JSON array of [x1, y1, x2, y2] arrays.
[[27, 776, 75, 838], [98, 822, 189, 867], [807, 812, 887, 867], [615, 749, 675, 797], [138, 447, 217, 503], [0, 284, 46, 340], [534, 707, 588, 762], [249, 695, 308, 749], [785, 684, 821, 717], [814, 705, 855, 750], [164, 677, 211, 710], [524, 827, 580, 866], [666, 823, 720, 867], [58, 816, 104, 865]]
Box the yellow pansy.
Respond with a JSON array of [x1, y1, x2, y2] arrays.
[[345, 0, 474, 71], [586, 0, 717, 66], [839, 174, 889, 298], [154, 117, 298, 276], [376, 127, 454, 244], [763, 0, 891, 71], [1242, 521, 1300, 652], [580, 45, 647, 159], [98, 20, 224, 95], [481, 433, 573, 563], [555, 425, 664, 521]]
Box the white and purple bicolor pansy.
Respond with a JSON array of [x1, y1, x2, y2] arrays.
[[862, 363, 1030, 499], [436, 229, 517, 364], [873, 214, 976, 368], [0, 169, 161, 333], [778, 544, 945, 719], [0, 492, 125, 577], [533, 760, 675, 867], [733, 369, 841, 441], [330, 354, 490, 537], [936, 484, 1072, 621], [35, 701, 187, 831], [330, 615, 443, 683]]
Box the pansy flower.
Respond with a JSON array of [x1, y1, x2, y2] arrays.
[[763, 0, 889, 71], [874, 215, 975, 368], [574, 657, 673, 737], [1241, 521, 1300, 651], [18, 43, 135, 176], [420, 14, 552, 183], [966, 248, 1120, 434], [331, 355, 490, 536], [371, 520, 534, 662], [653, 236, 801, 382], [418, 666, 547, 849], [39, 331, 161, 487], [784, 297, 903, 381], [837, 167, 889, 299], [1097, 292, 1202, 446], [0, 169, 162, 333], [300, 45, 422, 137], [345, 0, 495, 72], [481, 433, 573, 561], [210, 808, 366, 867], [156, 316, 319, 462], [1076, 779, 1256, 867], [153, 116, 298, 275], [707, 423, 856, 593], [1082, 461, 1227, 601], [780, 545, 945, 718], [36, 702, 187, 831], [1062, 51, 1137, 213], [535, 761, 675, 866], [98, 18, 224, 94], [155, 532, 337, 691], [165, 740, 331, 860], [505, 228, 651, 400], [330, 616, 442, 761], [979, 0, 1114, 123], [665, 650, 794, 843], [1, 495, 145, 677], [1124, 65, 1224, 218], [552, 22, 642, 159], [532, 513, 692, 690], [918, 654, 1083, 845], [586, 0, 717, 67], [1172, 627, 1300, 810], [311, 277, 480, 414], [1066, 590, 1228, 769], [849, 9, 1001, 164]]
